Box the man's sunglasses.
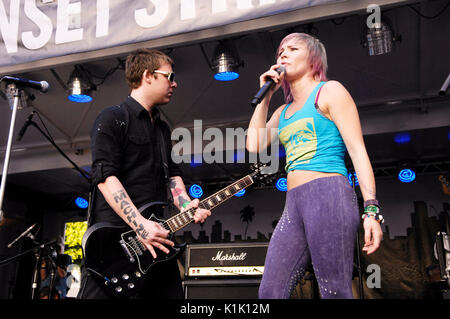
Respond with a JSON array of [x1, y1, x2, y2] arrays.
[[153, 70, 175, 83]]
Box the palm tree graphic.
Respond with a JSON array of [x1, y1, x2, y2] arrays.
[[240, 205, 255, 240]]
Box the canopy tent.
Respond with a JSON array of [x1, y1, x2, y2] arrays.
[[0, 0, 449, 196]]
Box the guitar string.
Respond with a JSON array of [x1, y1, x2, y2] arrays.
[[162, 176, 253, 232], [130, 175, 254, 248]]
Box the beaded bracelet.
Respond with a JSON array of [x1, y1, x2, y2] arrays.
[[362, 205, 384, 224]]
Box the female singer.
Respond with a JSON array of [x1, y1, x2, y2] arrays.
[[247, 33, 383, 299]]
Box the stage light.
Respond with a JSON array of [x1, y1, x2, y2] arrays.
[[190, 154, 202, 167], [398, 169, 416, 183], [278, 145, 286, 158], [234, 189, 246, 197], [363, 18, 400, 56], [67, 65, 93, 103], [365, 22, 393, 55], [233, 149, 245, 163], [348, 172, 359, 186], [212, 40, 242, 81], [276, 178, 287, 192], [189, 184, 204, 198], [394, 132, 411, 144], [190, 161, 202, 168], [75, 197, 89, 209]]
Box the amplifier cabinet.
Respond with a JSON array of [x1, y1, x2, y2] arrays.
[[183, 278, 261, 299], [185, 242, 269, 278]]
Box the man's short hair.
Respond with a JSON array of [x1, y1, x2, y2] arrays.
[[125, 48, 174, 90]]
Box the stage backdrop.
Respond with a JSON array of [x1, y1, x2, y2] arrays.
[[0, 0, 343, 68]]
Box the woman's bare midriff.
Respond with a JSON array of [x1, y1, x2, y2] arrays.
[[287, 170, 342, 190]]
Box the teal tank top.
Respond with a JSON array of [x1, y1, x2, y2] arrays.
[[278, 81, 348, 176]]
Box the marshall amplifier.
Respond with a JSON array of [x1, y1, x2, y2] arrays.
[[185, 242, 269, 278], [183, 278, 261, 299]]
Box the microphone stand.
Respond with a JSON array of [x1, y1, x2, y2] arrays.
[[26, 120, 91, 183], [0, 84, 21, 224], [46, 250, 58, 299], [0, 239, 57, 299], [0, 86, 90, 216], [30, 245, 42, 299]]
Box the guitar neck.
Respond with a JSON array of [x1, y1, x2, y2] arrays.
[[165, 175, 254, 232]]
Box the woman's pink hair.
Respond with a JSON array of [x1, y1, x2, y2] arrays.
[[277, 33, 328, 104]]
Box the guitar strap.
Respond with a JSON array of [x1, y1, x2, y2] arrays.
[[86, 185, 96, 227], [155, 117, 174, 210]]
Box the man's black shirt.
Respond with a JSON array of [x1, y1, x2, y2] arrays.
[[90, 96, 182, 226]]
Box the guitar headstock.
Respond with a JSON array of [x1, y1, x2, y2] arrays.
[[249, 163, 276, 184]]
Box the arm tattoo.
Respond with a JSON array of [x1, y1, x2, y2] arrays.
[[112, 189, 147, 238], [169, 178, 190, 207]]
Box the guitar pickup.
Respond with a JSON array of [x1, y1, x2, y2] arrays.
[[119, 239, 135, 263], [128, 236, 143, 256]]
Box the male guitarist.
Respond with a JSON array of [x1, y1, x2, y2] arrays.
[[77, 49, 211, 299]]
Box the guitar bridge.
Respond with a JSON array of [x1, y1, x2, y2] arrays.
[[119, 239, 135, 263], [128, 236, 144, 256]]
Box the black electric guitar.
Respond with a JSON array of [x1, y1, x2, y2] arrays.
[[81, 164, 270, 298]]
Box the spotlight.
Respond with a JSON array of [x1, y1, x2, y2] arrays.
[[439, 73, 450, 96], [348, 172, 359, 186], [75, 197, 89, 209], [278, 145, 286, 158], [189, 184, 204, 198], [190, 154, 202, 167], [212, 40, 242, 81], [233, 150, 246, 163], [67, 65, 94, 103], [363, 19, 400, 56], [234, 189, 246, 197], [276, 178, 287, 192], [398, 169, 416, 183], [394, 132, 411, 144]]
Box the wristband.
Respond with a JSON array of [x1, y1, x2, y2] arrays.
[[364, 199, 379, 208], [364, 205, 379, 214], [181, 201, 190, 209], [362, 205, 384, 224]]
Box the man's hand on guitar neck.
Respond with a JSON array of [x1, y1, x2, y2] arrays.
[[169, 176, 211, 224], [183, 198, 211, 224]]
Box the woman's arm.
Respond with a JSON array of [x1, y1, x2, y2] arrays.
[[321, 81, 382, 255], [247, 65, 285, 153]]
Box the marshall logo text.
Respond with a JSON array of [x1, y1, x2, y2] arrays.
[[212, 251, 247, 262]]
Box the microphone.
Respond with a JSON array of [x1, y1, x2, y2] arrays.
[[7, 223, 38, 248], [251, 65, 285, 107], [17, 111, 35, 142], [1, 76, 49, 93]]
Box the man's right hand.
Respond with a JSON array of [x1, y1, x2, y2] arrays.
[[135, 217, 175, 259]]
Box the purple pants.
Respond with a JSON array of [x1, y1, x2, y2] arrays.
[[259, 175, 360, 299]]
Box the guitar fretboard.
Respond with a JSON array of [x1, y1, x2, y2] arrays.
[[165, 175, 254, 232]]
